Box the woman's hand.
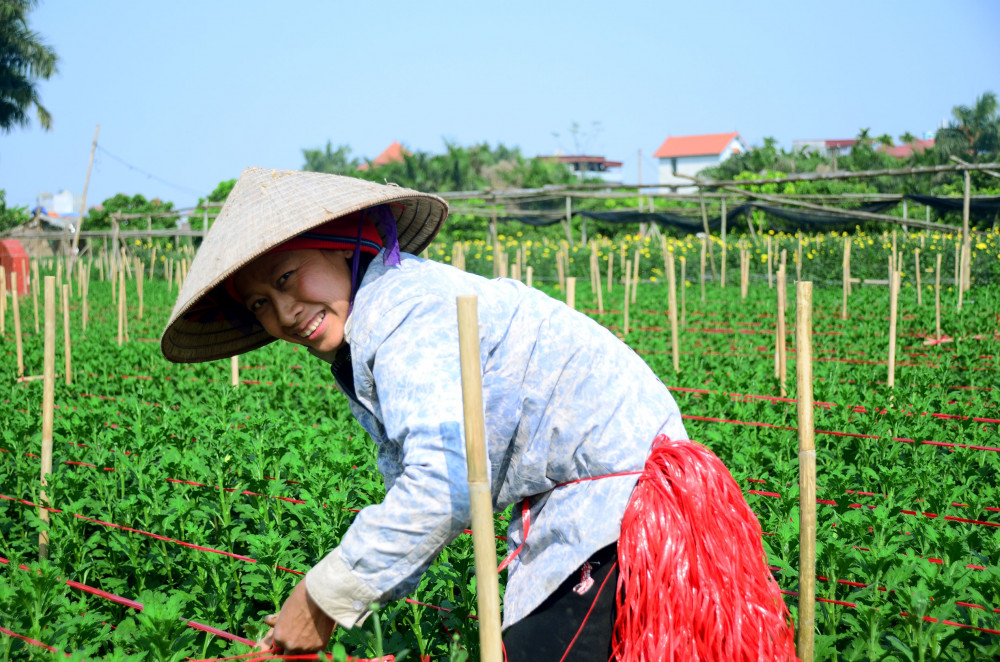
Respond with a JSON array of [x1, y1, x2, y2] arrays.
[[256, 578, 337, 654]]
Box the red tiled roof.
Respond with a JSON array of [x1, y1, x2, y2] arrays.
[[653, 132, 742, 158], [824, 139, 856, 148], [358, 141, 410, 171], [882, 138, 935, 158]]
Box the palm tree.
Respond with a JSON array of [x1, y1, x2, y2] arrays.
[[935, 91, 999, 159], [0, 0, 58, 133]]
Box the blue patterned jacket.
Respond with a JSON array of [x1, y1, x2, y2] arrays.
[[305, 251, 687, 629]]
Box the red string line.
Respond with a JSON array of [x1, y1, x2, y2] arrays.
[[681, 413, 1000, 453], [0, 625, 71, 657]]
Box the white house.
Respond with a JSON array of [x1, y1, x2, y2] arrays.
[[653, 132, 747, 190]]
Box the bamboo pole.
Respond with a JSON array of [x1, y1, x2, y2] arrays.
[[888, 268, 900, 389], [795, 281, 816, 661], [841, 238, 850, 320], [556, 252, 565, 292], [631, 249, 640, 303], [698, 191, 717, 280], [606, 252, 613, 294], [231, 355, 239, 387], [700, 236, 707, 304], [667, 252, 679, 374], [0, 265, 5, 335], [777, 267, 787, 396], [796, 234, 803, 281], [117, 267, 125, 346], [623, 260, 631, 336], [766, 236, 773, 288], [956, 244, 963, 312], [526, 266, 533, 289], [914, 249, 922, 306], [596, 264, 604, 314], [720, 199, 727, 288], [935, 253, 942, 339], [62, 284, 71, 386], [137, 260, 144, 320], [566, 277, 576, 311], [680, 256, 687, 328], [13, 272, 24, 377], [39, 276, 56, 560], [962, 170, 970, 291], [82, 266, 89, 334], [455, 296, 503, 662], [32, 261, 40, 334]]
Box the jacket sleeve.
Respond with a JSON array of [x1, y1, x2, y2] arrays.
[[306, 295, 477, 628]]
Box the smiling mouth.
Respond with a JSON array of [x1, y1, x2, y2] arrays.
[[298, 311, 325, 338]]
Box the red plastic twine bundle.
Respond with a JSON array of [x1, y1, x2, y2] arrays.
[[613, 435, 799, 662]]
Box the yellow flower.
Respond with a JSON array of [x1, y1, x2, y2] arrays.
[[976, 242, 987, 250]]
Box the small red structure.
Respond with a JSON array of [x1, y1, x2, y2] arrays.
[[0, 239, 30, 296]]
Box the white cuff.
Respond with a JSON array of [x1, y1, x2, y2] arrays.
[[305, 547, 382, 630]]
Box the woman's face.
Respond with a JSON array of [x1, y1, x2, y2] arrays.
[[233, 248, 354, 363]]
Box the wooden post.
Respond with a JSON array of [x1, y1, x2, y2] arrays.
[[623, 260, 632, 336], [526, 266, 533, 289], [700, 236, 707, 304], [39, 276, 56, 560], [566, 277, 576, 311], [914, 249, 922, 306], [720, 198, 727, 288], [231, 355, 239, 387], [796, 234, 803, 282], [680, 256, 687, 328], [455, 296, 504, 662], [777, 267, 787, 396], [935, 253, 942, 339], [556, 251, 565, 292], [795, 281, 816, 662], [698, 191, 717, 280], [62, 284, 71, 386], [82, 266, 89, 334], [888, 268, 899, 389], [13, 272, 24, 377], [667, 252, 679, 374], [956, 243, 963, 312]]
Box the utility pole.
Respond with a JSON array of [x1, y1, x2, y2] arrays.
[[70, 124, 99, 276]]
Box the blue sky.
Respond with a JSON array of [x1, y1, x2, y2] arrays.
[[3, 0, 998, 211]]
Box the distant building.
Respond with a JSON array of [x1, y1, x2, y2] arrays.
[[539, 153, 624, 183], [792, 139, 857, 157], [358, 141, 410, 171], [653, 132, 747, 190], [881, 138, 935, 158]]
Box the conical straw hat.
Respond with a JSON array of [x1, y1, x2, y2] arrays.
[[161, 167, 448, 363]]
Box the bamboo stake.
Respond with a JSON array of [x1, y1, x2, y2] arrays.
[[566, 277, 576, 311], [795, 280, 816, 662], [82, 265, 89, 334], [796, 235, 803, 281], [62, 284, 71, 386], [606, 252, 613, 294], [32, 261, 40, 334], [956, 245, 964, 312], [631, 249, 640, 303], [766, 236, 773, 288], [962, 169, 971, 291], [117, 267, 125, 346], [623, 260, 631, 336], [13, 272, 24, 377], [556, 252, 565, 292], [455, 296, 503, 662], [0, 265, 5, 335], [914, 249, 921, 306], [777, 267, 787, 396], [137, 261, 144, 320], [596, 265, 604, 314], [667, 252, 679, 373], [680, 256, 687, 328], [39, 276, 56, 560], [231, 355, 239, 387], [888, 269, 899, 389], [700, 236, 707, 304], [720, 199, 727, 288], [841, 238, 850, 320], [935, 253, 942, 339], [526, 266, 533, 289]]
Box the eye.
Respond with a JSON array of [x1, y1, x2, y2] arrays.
[[249, 297, 268, 313], [276, 271, 293, 287]]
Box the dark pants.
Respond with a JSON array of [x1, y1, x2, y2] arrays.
[[503, 544, 618, 662]]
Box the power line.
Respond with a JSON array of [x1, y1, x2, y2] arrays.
[[95, 145, 204, 197]]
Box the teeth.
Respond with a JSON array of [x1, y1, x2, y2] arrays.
[[299, 311, 324, 338]]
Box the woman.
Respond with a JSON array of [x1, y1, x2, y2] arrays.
[[162, 167, 796, 661]]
